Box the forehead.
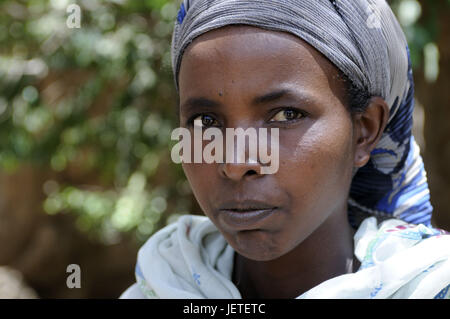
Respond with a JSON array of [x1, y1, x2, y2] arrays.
[[178, 25, 340, 98]]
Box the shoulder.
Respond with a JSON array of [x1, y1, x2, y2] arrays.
[[354, 217, 450, 298], [119, 214, 228, 299], [355, 217, 450, 267]]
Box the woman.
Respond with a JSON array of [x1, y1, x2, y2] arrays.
[[120, 0, 450, 298]]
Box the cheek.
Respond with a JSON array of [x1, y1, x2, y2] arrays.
[[280, 116, 354, 209], [182, 162, 217, 213]]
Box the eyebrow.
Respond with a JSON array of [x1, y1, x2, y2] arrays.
[[251, 89, 292, 105], [181, 97, 221, 113], [180, 89, 298, 112]]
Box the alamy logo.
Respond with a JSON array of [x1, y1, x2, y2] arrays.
[[66, 264, 81, 288], [171, 120, 280, 174], [66, 4, 81, 29]]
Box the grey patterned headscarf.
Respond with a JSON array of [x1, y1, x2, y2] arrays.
[[170, 0, 433, 227]]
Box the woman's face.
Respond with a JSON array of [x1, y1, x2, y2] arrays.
[[178, 26, 359, 261]]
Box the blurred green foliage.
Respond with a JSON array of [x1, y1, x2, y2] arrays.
[[0, 0, 192, 244], [0, 0, 445, 244], [390, 0, 442, 74]]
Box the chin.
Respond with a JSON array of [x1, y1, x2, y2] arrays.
[[230, 230, 285, 261]]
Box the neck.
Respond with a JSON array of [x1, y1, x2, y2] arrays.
[[232, 206, 358, 299]]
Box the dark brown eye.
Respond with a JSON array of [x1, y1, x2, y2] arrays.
[[270, 109, 302, 122], [192, 114, 219, 128]]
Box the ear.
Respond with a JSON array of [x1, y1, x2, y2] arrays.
[[353, 96, 389, 168]]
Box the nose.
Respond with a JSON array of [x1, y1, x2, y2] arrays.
[[219, 162, 262, 182], [218, 130, 263, 181]]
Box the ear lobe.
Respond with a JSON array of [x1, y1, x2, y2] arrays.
[[353, 97, 389, 168]]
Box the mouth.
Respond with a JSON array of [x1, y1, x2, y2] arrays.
[[217, 200, 279, 231]]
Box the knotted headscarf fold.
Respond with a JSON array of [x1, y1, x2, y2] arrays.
[[170, 0, 433, 227]]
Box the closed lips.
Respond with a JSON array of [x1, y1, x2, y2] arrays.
[[218, 200, 278, 212], [220, 207, 276, 212]]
